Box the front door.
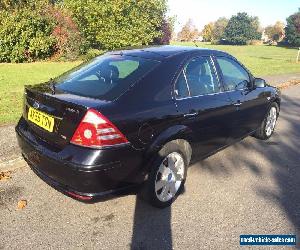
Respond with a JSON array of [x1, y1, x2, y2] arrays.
[[214, 56, 267, 143]]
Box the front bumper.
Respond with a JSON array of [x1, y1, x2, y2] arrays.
[[16, 118, 145, 200]]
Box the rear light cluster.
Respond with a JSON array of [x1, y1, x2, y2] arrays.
[[71, 109, 128, 148]]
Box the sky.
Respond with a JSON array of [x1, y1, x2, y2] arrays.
[[168, 0, 300, 33]]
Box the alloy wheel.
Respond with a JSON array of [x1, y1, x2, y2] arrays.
[[155, 152, 185, 202]]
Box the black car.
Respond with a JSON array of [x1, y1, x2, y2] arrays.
[[16, 46, 281, 208]]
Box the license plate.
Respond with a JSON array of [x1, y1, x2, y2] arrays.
[[28, 107, 55, 132]]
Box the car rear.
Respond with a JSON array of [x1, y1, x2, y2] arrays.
[[16, 53, 160, 200]]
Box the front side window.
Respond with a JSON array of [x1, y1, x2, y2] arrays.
[[174, 56, 220, 99], [216, 57, 250, 91], [55, 55, 159, 101]]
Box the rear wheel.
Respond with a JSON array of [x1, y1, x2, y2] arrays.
[[253, 102, 279, 140], [141, 141, 189, 208]]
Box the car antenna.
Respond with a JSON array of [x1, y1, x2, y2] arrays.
[[193, 40, 198, 47], [49, 78, 56, 95]]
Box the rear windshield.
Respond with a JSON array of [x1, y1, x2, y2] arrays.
[[55, 55, 160, 101]]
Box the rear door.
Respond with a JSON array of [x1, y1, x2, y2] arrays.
[[174, 55, 233, 158]]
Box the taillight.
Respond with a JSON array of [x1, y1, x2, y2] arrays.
[[70, 109, 128, 148]]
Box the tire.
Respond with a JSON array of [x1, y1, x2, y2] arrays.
[[140, 140, 190, 208], [253, 102, 279, 140]]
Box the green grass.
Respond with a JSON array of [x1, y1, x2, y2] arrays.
[[0, 61, 80, 125], [1, 43, 300, 125], [172, 42, 300, 76]]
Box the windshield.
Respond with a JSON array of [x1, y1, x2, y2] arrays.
[[55, 54, 160, 101]]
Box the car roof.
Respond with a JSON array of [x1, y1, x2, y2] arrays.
[[108, 45, 228, 61]]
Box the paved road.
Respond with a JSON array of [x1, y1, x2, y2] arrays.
[[0, 85, 300, 249]]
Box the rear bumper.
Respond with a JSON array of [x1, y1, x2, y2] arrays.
[[16, 118, 145, 200]]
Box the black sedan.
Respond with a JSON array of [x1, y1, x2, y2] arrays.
[[16, 46, 281, 208]]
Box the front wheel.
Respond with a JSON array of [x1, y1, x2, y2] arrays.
[[253, 102, 279, 140]]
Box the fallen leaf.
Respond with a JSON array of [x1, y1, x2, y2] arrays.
[[277, 80, 300, 90], [0, 171, 11, 181], [17, 199, 27, 209]]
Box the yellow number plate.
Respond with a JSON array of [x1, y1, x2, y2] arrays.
[[28, 107, 55, 132]]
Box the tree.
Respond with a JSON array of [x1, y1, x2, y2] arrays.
[[224, 12, 262, 45], [202, 22, 214, 42], [285, 10, 300, 46], [63, 0, 167, 50], [177, 19, 199, 41], [265, 21, 285, 42], [212, 17, 228, 41], [154, 16, 176, 45]]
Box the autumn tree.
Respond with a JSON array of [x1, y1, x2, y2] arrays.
[[265, 21, 285, 42], [202, 22, 214, 42], [177, 19, 200, 41], [211, 17, 228, 41]]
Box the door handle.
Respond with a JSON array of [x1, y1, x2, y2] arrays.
[[184, 112, 198, 118], [233, 101, 243, 106]]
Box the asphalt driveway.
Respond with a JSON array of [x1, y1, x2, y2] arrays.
[[0, 84, 300, 249]]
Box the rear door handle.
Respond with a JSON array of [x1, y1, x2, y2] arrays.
[[233, 101, 243, 106], [184, 111, 198, 118]]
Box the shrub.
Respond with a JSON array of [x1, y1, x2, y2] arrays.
[[44, 6, 84, 60], [0, 8, 56, 62], [63, 0, 167, 51], [211, 40, 222, 45], [80, 49, 106, 61], [246, 40, 263, 45]]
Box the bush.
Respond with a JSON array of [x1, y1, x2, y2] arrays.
[[44, 6, 84, 60], [0, 8, 56, 62], [79, 49, 106, 61], [210, 40, 222, 45], [246, 40, 263, 45], [63, 0, 167, 51]]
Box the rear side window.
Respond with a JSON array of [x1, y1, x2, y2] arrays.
[[174, 56, 220, 99], [216, 57, 250, 91], [55, 55, 159, 101]]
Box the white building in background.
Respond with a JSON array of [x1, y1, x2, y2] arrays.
[[261, 30, 269, 43], [194, 36, 204, 42]]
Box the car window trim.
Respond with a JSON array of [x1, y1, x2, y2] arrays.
[[174, 55, 222, 100], [182, 69, 191, 97]]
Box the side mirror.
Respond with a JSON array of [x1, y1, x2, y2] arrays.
[[254, 78, 266, 88]]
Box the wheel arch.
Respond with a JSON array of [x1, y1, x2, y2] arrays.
[[143, 125, 193, 171]]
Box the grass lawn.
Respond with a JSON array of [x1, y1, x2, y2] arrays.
[[0, 61, 80, 125], [173, 42, 300, 76], [0, 43, 300, 125]]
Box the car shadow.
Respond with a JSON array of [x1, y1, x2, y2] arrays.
[[130, 196, 173, 250]]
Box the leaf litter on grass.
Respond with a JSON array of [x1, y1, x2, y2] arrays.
[[0, 171, 11, 181]]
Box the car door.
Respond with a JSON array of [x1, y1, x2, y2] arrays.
[[174, 55, 233, 158], [215, 56, 269, 143]]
